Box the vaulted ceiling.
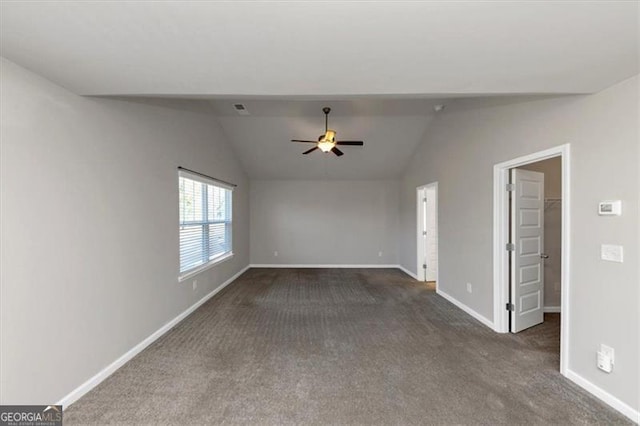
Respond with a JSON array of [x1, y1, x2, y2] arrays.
[[213, 99, 437, 179], [1, 2, 637, 179]]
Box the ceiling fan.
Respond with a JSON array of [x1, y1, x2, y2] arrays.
[[291, 107, 364, 156]]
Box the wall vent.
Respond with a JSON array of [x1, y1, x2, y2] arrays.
[[233, 103, 250, 115]]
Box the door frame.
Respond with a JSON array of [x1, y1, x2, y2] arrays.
[[416, 182, 439, 286], [492, 144, 570, 376]]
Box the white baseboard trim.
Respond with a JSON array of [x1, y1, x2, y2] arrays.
[[249, 264, 399, 268], [544, 306, 561, 313], [436, 289, 494, 330], [566, 369, 639, 423], [397, 265, 419, 280], [250, 264, 420, 280], [57, 264, 250, 409]]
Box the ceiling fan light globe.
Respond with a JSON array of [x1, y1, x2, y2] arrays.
[[317, 141, 335, 152]]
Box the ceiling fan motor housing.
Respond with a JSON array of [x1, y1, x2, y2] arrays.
[[290, 107, 363, 157]]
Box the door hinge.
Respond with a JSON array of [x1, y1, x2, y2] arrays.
[[506, 183, 515, 192], [422, 231, 427, 236], [506, 303, 514, 311], [506, 243, 515, 251], [422, 264, 427, 269], [423, 197, 427, 202]]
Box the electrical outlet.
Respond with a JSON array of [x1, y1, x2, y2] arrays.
[[466, 283, 472, 293], [274, 251, 278, 257], [599, 344, 614, 364], [192, 280, 198, 291], [597, 344, 614, 373], [378, 251, 383, 257]]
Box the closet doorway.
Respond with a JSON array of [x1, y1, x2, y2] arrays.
[[516, 157, 563, 324], [417, 182, 438, 290], [493, 144, 570, 375]]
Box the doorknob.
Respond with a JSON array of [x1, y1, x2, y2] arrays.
[[540, 253, 549, 259]]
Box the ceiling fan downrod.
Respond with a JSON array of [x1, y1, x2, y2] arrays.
[[322, 107, 331, 132]]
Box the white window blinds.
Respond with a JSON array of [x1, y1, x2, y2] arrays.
[[179, 170, 233, 277]]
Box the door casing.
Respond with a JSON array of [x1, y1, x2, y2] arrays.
[[493, 144, 570, 376]]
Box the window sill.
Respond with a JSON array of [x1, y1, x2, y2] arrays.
[[178, 252, 234, 282]]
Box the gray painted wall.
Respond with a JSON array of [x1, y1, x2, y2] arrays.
[[250, 180, 399, 265], [0, 58, 250, 404], [400, 76, 639, 411], [520, 157, 562, 309]]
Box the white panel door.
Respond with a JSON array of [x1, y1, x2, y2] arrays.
[[511, 169, 545, 333], [425, 188, 437, 281], [421, 191, 428, 281]]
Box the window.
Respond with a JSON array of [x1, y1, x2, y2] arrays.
[[178, 169, 233, 278]]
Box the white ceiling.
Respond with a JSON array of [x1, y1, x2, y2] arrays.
[[1, 2, 637, 96], [1, 2, 638, 180]]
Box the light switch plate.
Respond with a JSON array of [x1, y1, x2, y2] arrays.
[[601, 244, 623, 262]]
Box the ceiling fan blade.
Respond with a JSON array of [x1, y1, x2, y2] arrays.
[[291, 139, 318, 143], [336, 141, 364, 146], [303, 147, 319, 155], [331, 147, 344, 156]]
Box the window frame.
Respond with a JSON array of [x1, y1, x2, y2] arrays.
[[178, 169, 234, 282]]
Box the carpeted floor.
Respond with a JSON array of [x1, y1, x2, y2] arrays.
[[64, 268, 630, 425]]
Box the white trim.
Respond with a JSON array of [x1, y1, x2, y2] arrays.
[[560, 147, 571, 377], [251, 264, 422, 282], [417, 186, 425, 281], [436, 289, 494, 329], [57, 264, 250, 409], [566, 369, 640, 423], [178, 252, 234, 282], [543, 306, 561, 313], [492, 143, 570, 378], [249, 264, 399, 268], [493, 162, 508, 332], [397, 265, 419, 280]]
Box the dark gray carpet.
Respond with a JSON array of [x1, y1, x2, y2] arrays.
[[64, 268, 630, 425]]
